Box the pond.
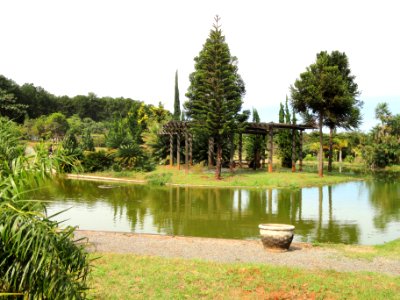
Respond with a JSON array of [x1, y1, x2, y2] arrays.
[[33, 175, 400, 245]]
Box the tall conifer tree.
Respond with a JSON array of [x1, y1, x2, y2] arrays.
[[277, 96, 293, 168], [185, 16, 245, 179], [173, 70, 181, 120]]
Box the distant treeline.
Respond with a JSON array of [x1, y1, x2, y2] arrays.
[[0, 74, 162, 122]]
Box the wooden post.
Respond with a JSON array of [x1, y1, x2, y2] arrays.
[[262, 134, 266, 168], [299, 130, 303, 171], [189, 133, 193, 166], [268, 127, 273, 173], [169, 133, 173, 167], [239, 133, 243, 168], [292, 128, 296, 172], [185, 132, 189, 174], [177, 134, 180, 170], [229, 134, 234, 172]]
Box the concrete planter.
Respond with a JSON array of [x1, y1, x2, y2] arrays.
[[259, 223, 295, 251]]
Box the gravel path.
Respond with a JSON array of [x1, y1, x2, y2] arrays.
[[75, 230, 400, 276]]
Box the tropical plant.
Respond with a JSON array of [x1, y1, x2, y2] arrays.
[[0, 120, 90, 299]]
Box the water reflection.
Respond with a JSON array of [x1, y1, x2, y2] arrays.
[[34, 177, 400, 245]]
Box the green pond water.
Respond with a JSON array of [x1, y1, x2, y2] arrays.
[[34, 175, 400, 245]]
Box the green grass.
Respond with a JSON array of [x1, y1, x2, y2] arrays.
[[312, 239, 400, 261], [88, 253, 400, 300], [87, 165, 364, 189]]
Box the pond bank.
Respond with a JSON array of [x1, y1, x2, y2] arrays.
[[67, 166, 364, 189], [75, 230, 400, 276]]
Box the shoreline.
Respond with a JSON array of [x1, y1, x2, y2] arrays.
[[66, 172, 364, 189]]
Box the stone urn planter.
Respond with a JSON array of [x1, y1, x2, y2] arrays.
[[259, 223, 295, 252]]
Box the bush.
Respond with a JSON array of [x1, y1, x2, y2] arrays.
[[145, 173, 172, 186], [303, 154, 316, 161], [81, 150, 113, 172], [92, 134, 106, 148]]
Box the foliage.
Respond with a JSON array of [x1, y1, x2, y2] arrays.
[[0, 118, 24, 171], [81, 128, 95, 151], [363, 103, 400, 168], [291, 51, 361, 176], [277, 98, 294, 168], [0, 88, 27, 120], [114, 143, 143, 169], [245, 108, 264, 169], [145, 172, 172, 186], [185, 16, 246, 179], [173, 70, 181, 120], [67, 114, 84, 135], [0, 120, 90, 298], [45, 112, 70, 140], [81, 150, 113, 172], [105, 117, 132, 149]]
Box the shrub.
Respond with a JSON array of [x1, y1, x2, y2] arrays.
[[145, 173, 172, 186], [303, 154, 316, 161], [81, 150, 113, 172]]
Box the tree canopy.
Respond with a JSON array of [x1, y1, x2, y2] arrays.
[[291, 51, 361, 176]]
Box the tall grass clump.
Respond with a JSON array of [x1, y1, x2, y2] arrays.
[[0, 118, 90, 299]]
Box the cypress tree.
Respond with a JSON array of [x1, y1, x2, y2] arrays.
[[173, 70, 181, 120], [185, 16, 245, 179], [246, 108, 264, 169], [277, 96, 293, 168]]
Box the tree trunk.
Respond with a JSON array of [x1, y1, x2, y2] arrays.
[[238, 133, 243, 168], [169, 134, 173, 167], [229, 134, 234, 173], [215, 142, 222, 180], [177, 134, 180, 170], [318, 115, 324, 177], [291, 128, 296, 172], [339, 149, 342, 163], [328, 127, 333, 172], [208, 137, 214, 169]]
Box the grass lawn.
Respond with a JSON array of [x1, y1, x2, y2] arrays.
[[88, 253, 400, 300], [85, 165, 364, 189]]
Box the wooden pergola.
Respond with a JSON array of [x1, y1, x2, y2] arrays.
[[161, 120, 316, 173]]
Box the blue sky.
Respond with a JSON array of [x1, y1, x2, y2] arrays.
[[1, 0, 399, 132]]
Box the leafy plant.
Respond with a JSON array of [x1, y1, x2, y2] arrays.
[[0, 120, 90, 299], [81, 150, 113, 172]]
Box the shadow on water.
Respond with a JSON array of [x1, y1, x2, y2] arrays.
[[32, 173, 400, 245]]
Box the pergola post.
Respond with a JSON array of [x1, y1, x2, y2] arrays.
[[185, 132, 189, 174], [229, 134, 234, 172], [299, 130, 303, 171], [177, 134, 181, 170], [268, 128, 273, 173], [292, 129, 296, 172], [239, 133, 243, 168], [262, 134, 266, 168], [189, 133, 193, 166], [169, 133, 173, 167]]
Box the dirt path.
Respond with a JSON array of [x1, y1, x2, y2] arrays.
[[75, 230, 400, 276]]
